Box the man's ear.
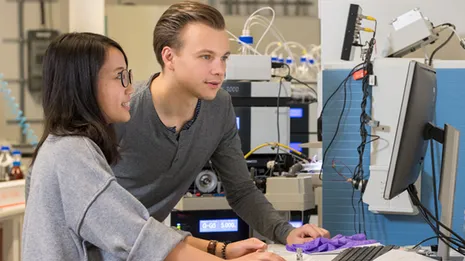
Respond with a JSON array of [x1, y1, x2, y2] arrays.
[[161, 46, 175, 71]]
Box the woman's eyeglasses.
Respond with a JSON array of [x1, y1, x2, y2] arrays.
[[118, 69, 133, 88]]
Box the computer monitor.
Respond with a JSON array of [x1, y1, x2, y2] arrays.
[[384, 60, 437, 200], [382, 60, 462, 260]]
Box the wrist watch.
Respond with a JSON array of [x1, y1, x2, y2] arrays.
[[207, 240, 218, 255]]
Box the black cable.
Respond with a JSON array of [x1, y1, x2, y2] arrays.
[[428, 31, 454, 66], [430, 139, 440, 246], [412, 196, 462, 253], [315, 63, 366, 233], [417, 200, 465, 247], [319, 72, 351, 181], [272, 64, 318, 102], [351, 186, 357, 233], [434, 23, 456, 29], [353, 43, 376, 183], [40, 1, 46, 26], [289, 76, 318, 99], [428, 24, 456, 66], [408, 186, 465, 254], [413, 236, 440, 249], [351, 37, 377, 235], [360, 196, 366, 235], [416, 202, 465, 254], [282, 63, 291, 78], [270, 70, 314, 167], [318, 64, 364, 181], [413, 227, 464, 250], [319, 63, 364, 117], [356, 72, 370, 235], [353, 74, 370, 181], [273, 64, 291, 174], [318, 29, 377, 234], [412, 189, 465, 245], [275, 77, 283, 172]]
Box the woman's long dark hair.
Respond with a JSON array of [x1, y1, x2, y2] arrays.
[[31, 32, 129, 165]]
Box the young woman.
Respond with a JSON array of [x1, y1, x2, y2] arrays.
[[22, 32, 285, 261]]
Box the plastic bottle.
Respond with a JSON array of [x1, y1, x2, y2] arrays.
[[0, 146, 13, 181], [239, 34, 254, 55], [277, 55, 285, 76], [308, 57, 315, 66], [285, 56, 294, 76], [271, 56, 278, 76], [296, 56, 309, 81], [11, 150, 22, 175], [308, 56, 319, 73], [11, 150, 21, 163], [9, 160, 23, 180]]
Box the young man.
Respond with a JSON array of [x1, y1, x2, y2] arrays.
[[112, 0, 329, 254]]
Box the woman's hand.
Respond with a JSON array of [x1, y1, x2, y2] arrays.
[[225, 238, 268, 259], [229, 250, 286, 261]]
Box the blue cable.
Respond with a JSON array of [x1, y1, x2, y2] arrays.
[[0, 74, 39, 146]]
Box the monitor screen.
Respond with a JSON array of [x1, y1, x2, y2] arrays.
[[384, 61, 437, 200]]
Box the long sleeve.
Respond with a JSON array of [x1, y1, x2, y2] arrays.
[[58, 138, 186, 260], [25, 168, 31, 202], [210, 95, 294, 244], [77, 179, 185, 260]]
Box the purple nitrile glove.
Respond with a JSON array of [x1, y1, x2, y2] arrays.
[[286, 234, 378, 254]]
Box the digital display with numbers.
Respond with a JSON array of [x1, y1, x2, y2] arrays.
[[199, 219, 239, 233], [289, 142, 303, 152], [289, 108, 303, 118], [289, 221, 303, 228]]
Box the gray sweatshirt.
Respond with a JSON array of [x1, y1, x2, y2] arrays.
[[111, 73, 294, 244], [22, 135, 186, 260]]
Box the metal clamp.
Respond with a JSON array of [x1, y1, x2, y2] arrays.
[[369, 75, 377, 86], [367, 120, 380, 128], [296, 248, 303, 261]]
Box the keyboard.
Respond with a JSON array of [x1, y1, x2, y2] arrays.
[[332, 245, 400, 261]]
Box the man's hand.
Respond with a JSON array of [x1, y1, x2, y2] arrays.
[[225, 238, 268, 259], [286, 224, 330, 245]]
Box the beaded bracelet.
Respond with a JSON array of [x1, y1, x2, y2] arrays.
[[221, 241, 231, 259]]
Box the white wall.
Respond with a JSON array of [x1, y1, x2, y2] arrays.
[[106, 5, 320, 81], [106, 0, 207, 5], [69, 0, 105, 34], [105, 5, 168, 81], [319, 0, 465, 65], [1, 0, 321, 147], [105, 0, 319, 17]]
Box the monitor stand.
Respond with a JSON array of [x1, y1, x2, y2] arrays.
[[424, 123, 463, 261]]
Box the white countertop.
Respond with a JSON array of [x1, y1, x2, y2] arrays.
[[267, 244, 337, 261], [0, 179, 26, 221], [0, 204, 25, 221]]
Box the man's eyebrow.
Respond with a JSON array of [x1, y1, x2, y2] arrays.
[[195, 49, 215, 54]]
